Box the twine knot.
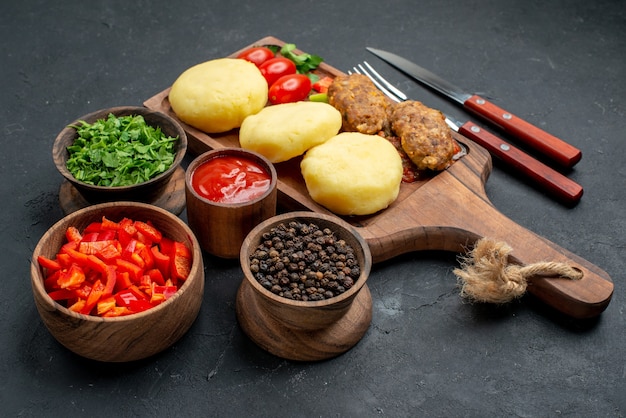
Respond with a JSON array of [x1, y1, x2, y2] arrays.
[[453, 238, 583, 304]]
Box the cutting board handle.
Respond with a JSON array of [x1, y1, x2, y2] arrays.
[[358, 144, 613, 319]]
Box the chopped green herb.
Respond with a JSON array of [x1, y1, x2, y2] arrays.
[[66, 114, 179, 187], [283, 44, 324, 83], [280, 43, 323, 72]]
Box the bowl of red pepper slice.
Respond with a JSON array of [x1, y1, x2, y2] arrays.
[[30, 201, 204, 362], [52, 106, 187, 204]]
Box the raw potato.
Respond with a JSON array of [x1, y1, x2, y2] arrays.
[[169, 58, 268, 133], [301, 132, 403, 216], [239, 101, 342, 163]]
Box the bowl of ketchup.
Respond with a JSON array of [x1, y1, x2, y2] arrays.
[[185, 148, 277, 258]]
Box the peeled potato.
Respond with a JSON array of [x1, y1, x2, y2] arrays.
[[169, 58, 268, 133], [301, 132, 403, 216], [239, 101, 342, 163]]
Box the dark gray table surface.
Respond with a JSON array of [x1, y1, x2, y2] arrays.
[[2, 0, 624, 416]]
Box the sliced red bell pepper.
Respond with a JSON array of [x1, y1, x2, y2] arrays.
[[81, 279, 105, 315], [130, 252, 146, 269], [101, 216, 120, 231], [134, 221, 162, 244], [65, 226, 82, 243], [96, 243, 122, 263], [139, 245, 155, 270], [81, 232, 100, 243], [79, 239, 117, 255], [68, 299, 86, 313], [44, 270, 62, 291], [139, 274, 153, 293], [171, 241, 192, 281], [83, 221, 103, 234], [102, 265, 117, 298], [159, 236, 174, 258], [151, 245, 170, 279], [96, 229, 117, 241], [117, 218, 136, 248], [312, 76, 333, 93], [150, 292, 166, 306], [60, 240, 78, 254], [114, 285, 148, 308], [47, 288, 76, 301], [154, 285, 178, 300], [86, 254, 108, 275], [122, 239, 138, 260], [115, 258, 143, 283], [43, 216, 187, 318], [73, 282, 93, 300], [114, 289, 138, 308], [146, 268, 165, 286], [56, 253, 72, 269], [96, 295, 116, 316], [37, 255, 62, 272], [127, 299, 153, 313], [102, 306, 131, 317], [114, 271, 132, 294], [151, 284, 178, 305], [57, 264, 86, 289], [119, 217, 136, 234], [64, 248, 89, 266]]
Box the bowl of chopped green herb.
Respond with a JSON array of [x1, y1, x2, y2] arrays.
[[53, 106, 187, 204]]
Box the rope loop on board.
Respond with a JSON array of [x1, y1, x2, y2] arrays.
[[453, 238, 583, 304]]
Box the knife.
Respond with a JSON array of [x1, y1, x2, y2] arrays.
[[444, 114, 583, 204], [355, 60, 584, 204], [366, 47, 582, 169]]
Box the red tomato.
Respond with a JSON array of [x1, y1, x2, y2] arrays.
[[259, 57, 297, 87], [268, 74, 312, 104], [237, 47, 275, 67]]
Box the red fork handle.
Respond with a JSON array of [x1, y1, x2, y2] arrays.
[[464, 95, 582, 169], [458, 120, 583, 205]]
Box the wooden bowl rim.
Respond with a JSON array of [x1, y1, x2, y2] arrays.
[[30, 201, 203, 323], [185, 147, 278, 207], [52, 106, 188, 192], [240, 211, 372, 308]]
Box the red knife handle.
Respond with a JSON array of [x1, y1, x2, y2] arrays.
[[458, 120, 583, 204], [464, 95, 582, 168]]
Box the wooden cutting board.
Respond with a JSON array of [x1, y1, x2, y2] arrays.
[[144, 36, 613, 319]]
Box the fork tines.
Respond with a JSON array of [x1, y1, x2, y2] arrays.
[[350, 61, 408, 103]]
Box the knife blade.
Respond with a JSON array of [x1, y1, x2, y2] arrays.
[[443, 114, 583, 204], [366, 47, 582, 169]]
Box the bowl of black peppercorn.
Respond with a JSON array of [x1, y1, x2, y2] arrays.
[[236, 211, 373, 361]]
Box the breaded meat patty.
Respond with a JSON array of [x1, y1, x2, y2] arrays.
[[390, 100, 456, 171], [328, 74, 390, 135]]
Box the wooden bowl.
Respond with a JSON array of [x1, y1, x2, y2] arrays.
[[30, 202, 204, 362], [236, 211, 373, 361], [52, 106, 187, 204], [185, 148, 278, 259]]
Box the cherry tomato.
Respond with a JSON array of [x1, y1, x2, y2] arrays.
[[259, 57, 297, 87], [237, 47, 275, 67], [268, 74, 312, 104]]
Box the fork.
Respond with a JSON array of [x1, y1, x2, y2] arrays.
[[349, 61, 584, 205]]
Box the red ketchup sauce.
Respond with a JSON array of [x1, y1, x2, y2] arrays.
[[191, 155, 271, 204]]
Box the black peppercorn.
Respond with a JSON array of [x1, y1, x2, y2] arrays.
[[248, 220, 360, 301]]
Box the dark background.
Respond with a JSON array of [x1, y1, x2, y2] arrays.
[[2, 0, 624, 416]]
